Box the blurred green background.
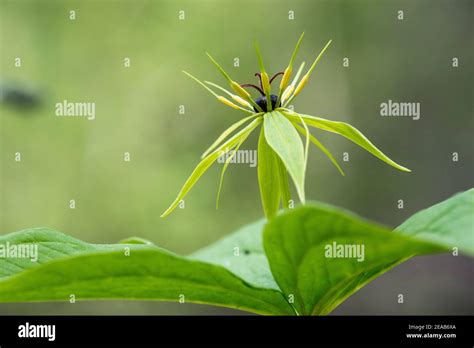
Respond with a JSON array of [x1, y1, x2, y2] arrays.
[[1, 0, 472, 315]]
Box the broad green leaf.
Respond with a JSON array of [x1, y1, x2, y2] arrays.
[[0, 227, 153, 278], [292, 121, 345, 176], [201, 113, 261, 159], [263, 189, 473, 315], [119, 237, 156, 245], [191, 219, 280, 290], [0, 227, 293, 315], [284, 111, 411, 172], [396, 188, 474, 255], [161, 117, 262, 217], [0, 190, 471, 316], [257, 127, 281, 218], [264, 111, 306, 203]]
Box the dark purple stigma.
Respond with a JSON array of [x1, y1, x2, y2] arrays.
[[254, 94, 280, 112]]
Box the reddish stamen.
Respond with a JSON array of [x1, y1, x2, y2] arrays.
[[269, 72, 284, 84], [240, 84, 265, 96], [254, 73, 264, 91]]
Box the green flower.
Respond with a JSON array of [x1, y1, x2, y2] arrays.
[[161, 33, 410, 219]]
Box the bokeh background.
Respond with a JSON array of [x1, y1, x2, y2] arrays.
[[0, 0, 472, 315]]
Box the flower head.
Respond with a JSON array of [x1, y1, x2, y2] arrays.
[[161, 33, 410, 218]]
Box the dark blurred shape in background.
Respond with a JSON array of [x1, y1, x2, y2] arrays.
[[0, 80, 42, 109]]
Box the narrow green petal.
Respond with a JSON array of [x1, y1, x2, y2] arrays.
[[205, 81, 253, 111], [306, 39, 332, 76], [201, 113, 263, 159], [205, 81, 235, 98], [292, 122, 346, 176], [254, 42, 266, 73], [288, 32, 305, 67], [281, 62, 306, 104], [215, 132, 250, 209], [206, 53, 232, 83], [161, 117, 263, 218], [183, 71, 219, 98], [184, 72, 252, 114], [291, 61, 306, 87], [283, 40, 332, 106], [285, 111, 411, 172], [277, 33, 305, 107], [254, 42, 272, 110], [206, 53, 263, 113]]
